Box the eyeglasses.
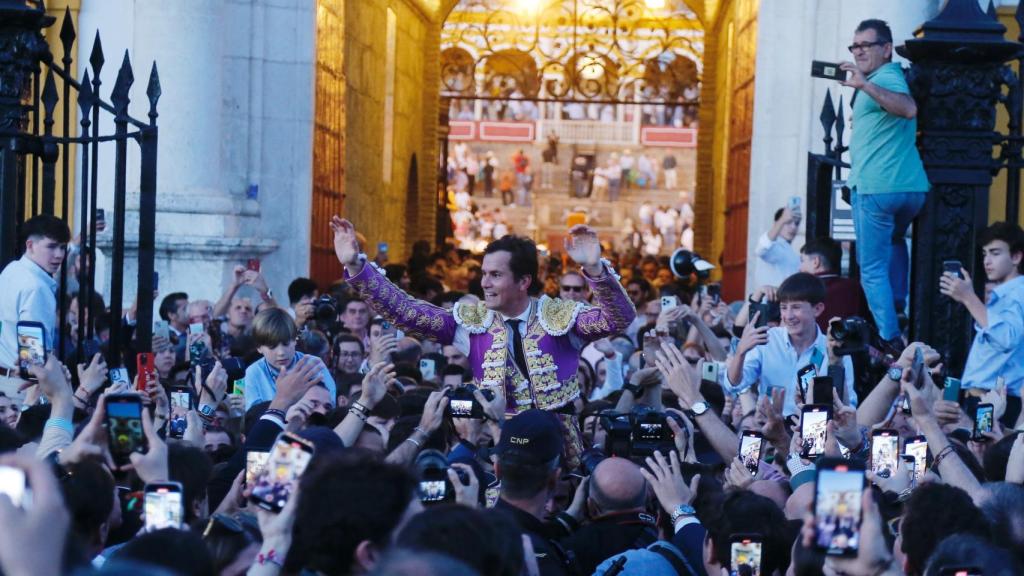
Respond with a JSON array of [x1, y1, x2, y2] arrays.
[[561, 285, 585, 292], [203, 513, 244, 539], [848, 41, 887, 53]]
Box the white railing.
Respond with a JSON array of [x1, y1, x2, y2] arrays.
[[536, 119, 639, 146]]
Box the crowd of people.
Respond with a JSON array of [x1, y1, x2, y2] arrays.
[[0, 17, 1023, 576]]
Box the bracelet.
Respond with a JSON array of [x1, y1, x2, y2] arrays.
[[264, 408, 286, 420], [931, 445, 955, 470], [414, 426, 427, 436], [351, 401, 370, 415], [350, 410, 368, 422], [405, 436, 422, 448], [257, 549, 285, 567]]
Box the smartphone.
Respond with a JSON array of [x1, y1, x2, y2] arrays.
[[800, 405, 831, 460], [105, 394, 147, 464], [82, 339, 101, 362], [937, 566, 982, 576], [418, 467, 453, 504], [751, 304, 768, 329], [378, 242, 389, 253], [942, 260, 963, 279], [189, 322, 204, 335], [788, 195, 802, 211], [244, 450, 271, 486], [136, 352, 156, 391], [813, 458, 865, 556], [942, 377, 961, 403], [232, 379, 246, 396], [380, 321, 397, 338], [247, 258, 261, 272], [811, 60, 848, 81], [144, 481, 184, 531], [812, 376, 834, 405], [870, 430, 899, 479], [797, 365, 817, 404], [738, 431, 763, 476], [420, 359, 437, 382], [660, 295, 679, 311], [704, 283, 722, 305], [973, 403, 994, 441], [96, 208, 105, 223], [108, 367, 130, 388], [702, 361, 720, 384], [900, 454, 917, 486], [642, 331, 660, 366], [730, 534, 763, 576], [153, 271, 160, 292], [904, 436, 928, 484], [15, 321, 46, 380], [0, 465, 30, 509], [168, 386, 193, 439], [911, 345, 925, 390], [153, 320, 171, 342], [250, 432, 315, 512]]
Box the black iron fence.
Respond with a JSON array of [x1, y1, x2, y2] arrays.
[[0, 1, 159, 367]]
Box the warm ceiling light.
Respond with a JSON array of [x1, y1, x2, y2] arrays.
[[519, 0, 542, 13], [645, 0, 666, 9]]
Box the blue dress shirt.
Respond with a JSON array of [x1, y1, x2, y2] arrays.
[[244, 351, 337, 409], [962, 275, 1024, 396]]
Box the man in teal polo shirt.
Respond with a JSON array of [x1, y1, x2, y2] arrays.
[[839, 19, 930, 354]]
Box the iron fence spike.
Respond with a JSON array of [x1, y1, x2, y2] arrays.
[[41, 69, 59, 117], [988, 0, 996, 19], [111, 50, 134, 115], [59, 6, 76, 53], [819, 88, 836, 139], [146, 62, 162, 110], [1017, 1, 1024, 42], [78, 70, 93, 114], [89, 31, 104, 75]]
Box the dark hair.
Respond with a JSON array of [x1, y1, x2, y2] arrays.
[[333, 333, 365, 356], [773, 207, 785, 222], [388, 414, 448, 453], [442, 364, 466, 379], [196, 513, 261, 575], [290, 453, 418, 574], [497, 457, 557, 500], [252, 307, 298, 349], [704, 490, 791, 575], [856, 19, 893, 45], [484, 235, 540, 296], [367, 548, 479, 576], [431, 291, 467, 308], [412, 275, 445, 298], [297, 329, 331, 360], [288, 277, 319, 306], [801, 237, 842, 274], [111, 528, 215, 576], [977, 482, 1024, 558], [19, 214, 70, 247], [159, 292, 189, 322], [900, 483, 990, 575], [168, 442, 214, 523], [397, 505, 525, 576], [924, 533, 1023, 576], [979, 221, 1024, 273], [983, 432, 1020, 482], [61, 460, 115, 552], [777, 272, 826, 306], [384, 264, 407, 285]]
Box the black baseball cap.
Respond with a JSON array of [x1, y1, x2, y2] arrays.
[[496, 409, 563, 465]]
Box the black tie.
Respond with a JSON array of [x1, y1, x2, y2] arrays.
[[508, 319, 530, 382]]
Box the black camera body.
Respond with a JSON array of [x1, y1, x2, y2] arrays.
[[445, 385, 495, 419], [749, 300, 781, 328], [598, 408, 675, 462], [829, 316, 870, 356], [414, 449, 468, 505], [314, 295, 339, 323]]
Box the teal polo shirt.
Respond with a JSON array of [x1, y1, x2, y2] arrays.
[[847, 62, 930, 195]]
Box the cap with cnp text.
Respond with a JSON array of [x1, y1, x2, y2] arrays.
[[496, 409, 563, 465]]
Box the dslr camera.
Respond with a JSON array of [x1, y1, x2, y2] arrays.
[[598, 407, 676, 462], [314, 295, 339, 323], [829, 316, 870, 356], [445, 385, 495, 419], [414, 449, 469, 505]]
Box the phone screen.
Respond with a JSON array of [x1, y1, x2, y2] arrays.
[[904, 437, 928, 484], [232, 379, 246, 396], [870, 431, 899, 478], [801, 406, 830, 459], [418, 468, 450, 504], [251, 433, 314, 511], [797, 365, 816, 402], [144, 484, 184, 530], [739, 432, 763, 476], [0, 466, 28, 508], [814, 462, 864, 555], [636, 422, 664, 442], [973, 404, 994, 439], [106, 396, 145, 460], [16, 323, 46, 377], [109, 367, 130, 388], [730, 537, 763, 576], [169, 389, 191, 438], [245, 450, 271, 486]]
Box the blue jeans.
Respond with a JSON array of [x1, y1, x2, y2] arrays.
[[852, 191, 927, 340]]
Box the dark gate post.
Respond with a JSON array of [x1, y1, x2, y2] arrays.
[[0, 1, 50, 267], [898, 0, 1020, 376]]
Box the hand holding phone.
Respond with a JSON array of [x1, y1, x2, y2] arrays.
[[730, 534, 763, 576], [250, 432, 315, 512], [973, 403, 994, 441], [105, 394, 148, 464], [738, 431, 763, 476], [870, 430, 899, 479], [800, 405, 831, 460], [942, 260, 964, 279], [813, 458, 865, 556], [16, 321, 47, 381], [144, 482, 184, 531]]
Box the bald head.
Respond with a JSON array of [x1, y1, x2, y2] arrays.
[[589, 457, 647, 514]]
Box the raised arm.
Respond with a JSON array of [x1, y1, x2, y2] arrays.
[[332, 216, 457, 343], [564, 225, 637, 341]]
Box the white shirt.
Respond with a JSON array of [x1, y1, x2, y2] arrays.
[[754, 232, 800, 288], [0, 256, 58, 368], [724, 326, 857, 417]]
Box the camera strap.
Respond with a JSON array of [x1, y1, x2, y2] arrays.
[[648, 541, 699, 576]]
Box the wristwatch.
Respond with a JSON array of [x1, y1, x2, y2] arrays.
[[689, 400, 710, 416], [622, 382, 643, 398], [887, 366, 903, 382], [199, 403, 217, 417], [670, 504, 696, 524]]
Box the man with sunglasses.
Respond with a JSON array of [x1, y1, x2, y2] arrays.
[[559, 271, 591, 303], [837, 19, 929, 356]]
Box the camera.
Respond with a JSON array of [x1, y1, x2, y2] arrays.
[[314, 295, 339, 323], [598, 408, 676, 462], [444, 385, 495, 419], [220, 357, 246, 382], [669, 249, 715, 281], [829, 316, 870, 356], [414, 449, 468, 505]]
